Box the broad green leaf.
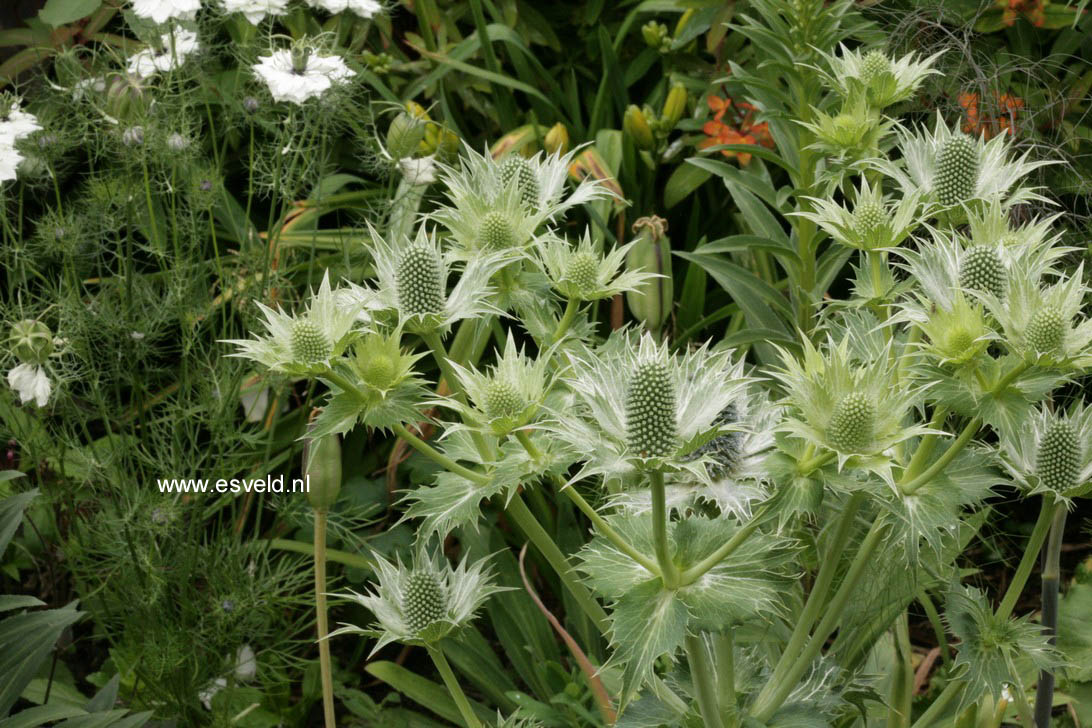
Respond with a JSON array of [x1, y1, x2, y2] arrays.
[[0, 704, 87, 728], [608, 580, 689, 709], [0, 596, 43, 613], [664, 163, 712, 210], [1057, 582, 1092, 682], [0, 602, 83, 717], [365, 661, 493, 727], [0, 489, 35, 556], [38, 0, 101, 27]]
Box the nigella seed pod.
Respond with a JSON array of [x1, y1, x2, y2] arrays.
[[10, 319, 54, 365], [403, 570, 447, 637], [934, 134, 978, 206], [498, 156, 539, 207], [483, 379, 524, 421], [396, 244, 445, 316], [564, 252, 599, 295], [1027, 305, 1067, 354], [1036, 420, 1080, 493], [827, 392, 875, 453], [478, 211, 516, 249], [290, 320, 332, 363], [625, 361, 677, 458], [122, 126, 145, 147], [959, 246, 1006, 300]]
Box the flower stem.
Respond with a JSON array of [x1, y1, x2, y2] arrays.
[[909, 681, 963, 728], [422, 330, 493, 458], [391, 422, 490, 485], [649, 470, 678, 589], [1034, 504, 1067, 727], [553, 298, 580, 343], [685, 634, 725, 728], [313, 509, 336, 728], [427, 645, 482, 728], [899, 417, 981, 495], [714, 631, 738, 726], [996, 496, 1058, 621], [679, 498, 775, 586]]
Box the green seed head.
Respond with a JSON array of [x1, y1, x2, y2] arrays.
[[499, 156, 539, 207], [479, 211, 516, 250], [959, 246, 1007, 300], [934, 134, 979, 207], [396, 244, 445, 316], [483, 379, 525, 421], [565, 252, 600, 294], [361, 351, 397, 390], [827, 392, 876, 453], [625, 361, 677, 458], [860, 50, 891, 83], [403, 570, 447, 637], [1036, 420, 1080, 494], [853, 201, 889, 240], [290, 320, 331, 364], [1027, 305, 1067, 355]]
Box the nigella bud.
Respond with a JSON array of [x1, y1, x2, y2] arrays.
[[9, 319, 53, 365], [304, 427, 341, 511], [478, 211, 516, 249], [482, 379, 524, 421], [167, 132, 190, 151], [564, 252, 599, 296], [121, 126, 144, 147], [827, 392, 875, 453], [403, 570, 447, 638], [959, 246, 1006, 300], [396, 244, 445, 316], [625, 360, 677, 458], [243, 96, 260, 113], [290, 320, 332, 363], [498, 156, 539, 207], [1036, 420, 1080, 494], [1027, 305, 1067, 355], [934, 134, 979, 206]]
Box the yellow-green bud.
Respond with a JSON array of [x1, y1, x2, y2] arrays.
[[544, 122, 570, 156], [10, 319, 53, 365], [360, 351, 398, 390], [625, 216, 672, 333], [304, 430, 342, 510], [483, 379, 524, 421], [641, 20, 670, 51], [661, 84, 688, 129], [624, 105, 656, 151]]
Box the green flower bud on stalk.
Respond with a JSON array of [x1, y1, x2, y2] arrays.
[[304, 429, 342, 511], [959, 246, 1006, 300], [396, 244, 446, 316], [859, 50, 891, 83], [1027, 305, 1067, 355], [291, 320, 332, 364], [641, 20, 670, 52], [827, 392, 875, 453], [478, 211, 516, 249], [360, 350, 398, 390], [498, 156, 539, 207], [1036, 420, 1080, 494], [624, 105, 656, 151], [934, 134, 979, 206], [661, 84, 688, 129], [386, 111, 427, 161], [10, 319, 54, 365], [403, 570, 448, 640], [625, 360, 677, 458], [625, 216, 672, 334]]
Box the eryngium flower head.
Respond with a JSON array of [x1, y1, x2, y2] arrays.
[[329, 547, 508, 654], [874, 111, 1055, 211], [548, 330, 749, 483], [497, 155, 539, 207], [959, 245, 1006, 300], [794, 176, 923, 251], [223, 270, 360, 374], [537, 229, 659, 301], [809, 44, 942, 108], [367, 224, 506, 334], [999, 402, 1092, 500]]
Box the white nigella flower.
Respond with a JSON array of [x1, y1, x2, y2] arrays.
[[131, 0, 201, 23], [0, 99, 42, 142], [873, 112, 1054, 211], [305, 0, 383, 17], [330, 547, 508, 654], [536, 229, 659, 301], [366, 224, 506, 334], [548, 330, 749, 486], [221, 0, 290, 23], [233, 645, 257, 682], [7, 363, 51, 407], [809, 45, 942, 108], [0, 140, 24, 183], [127, 27, 200, 79], [252, 46, 355, 105], [223, 270, 362, 374], [792, 177, 924, 251], [998, 402, 1092, 502]]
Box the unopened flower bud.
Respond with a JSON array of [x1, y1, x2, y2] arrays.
[[483, 379, 524, 421], [10, 319, 53, 365], [827, 392, 875, 453], [167, 132, 190, 151], [564, 252, 599, 295], [661, 84, 688, 129], [544, 122, 569, 156], [304, 427, 342, 511], [641, 20, 670, 52], [624, 104, 655, 151], [626, 216, 672, 334], [243, 96, 260, 113], [122, 126, 144, 147]]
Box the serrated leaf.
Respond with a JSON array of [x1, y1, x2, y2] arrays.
[[399, 471, 510, 540], [608, 580, 689, 710]]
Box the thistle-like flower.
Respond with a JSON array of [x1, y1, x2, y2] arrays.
[[223, 271, 360, 374], [999, 403, 1092, 501], [799, 96, 895, 159], [536, 229, 659, 301], [874, 112, 1053, 211], [330, 548, 508, 654], [773, 336, 934, 477], [366, 225, 505, 334], [810, 45, 942, 108], [793, 177, 923, 251], [548, 330, 749, 484]]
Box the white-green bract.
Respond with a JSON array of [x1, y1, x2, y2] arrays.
[[998, 403, 1092, 501], [536, 229, 659, 301], [808, 45, 942, 108], [548, 330, 749, 485], [329, 548, 508, 655], [793, 176, 924, 251]]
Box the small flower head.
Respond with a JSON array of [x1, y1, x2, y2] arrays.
[[7, 363, 51, 408], [252, 41, 355, 105], [794, 177, 923, 251], [330, 547, 508, 654], [131, 0, 201, 24], [916, 294, 991, 366], [537, 229, 659, 301], [221, 0, 291, 24], [127, 27, 200, 80], [800, 96, 894, 159], [497, 155, 539, 207], [445, 332, 550, 436], [999, 402, 1092, 500], [812, 44, 942, 108], [223, 271, 360, 374]]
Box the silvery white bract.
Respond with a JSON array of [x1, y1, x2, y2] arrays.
[[536, 229, 659, 301], [131, 0, 201, 23], [810, 45, 942, 108], [330, 548, 507, 654], [252, 48, 355, 104], [549, 330, 749, 485], [221, 0, 290, 23], [998, 402, 1092, 502], [127, 28, 200, 79], [305, 0, 383, 17], [792, 177, 923, 251], [222, 271, 362, 374], [7, 363, 52, 408]]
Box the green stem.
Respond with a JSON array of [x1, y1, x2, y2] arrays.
[[902, 406, 949, 482], [553, 298, 580, 343], [427, 646, 482, 728], [899, 417, 981, 495], [714, 631, 738, 726], [796, 450, 835, 476], [391, 422, 490, 485], [267, 538, 374, 571], [313, 510, 336, 728], [649, 470, 678, 589], [1034, 504, 1067, 727], [909, 681, 963, 728], [996, 497, 1058, 621], [679, 499, 775, 585], [887, 611, 913, 728], [917, 587, 951, 667], [685, 634, 725, 728]]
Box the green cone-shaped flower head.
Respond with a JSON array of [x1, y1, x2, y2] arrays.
[[1036, 420, 1080, 494], [859, 50, 891, 83], [396, 243, 446, 316], [934, 133, 979, 206], [565, 251, 600, 295], [853, 200, 889, 239], [291, 320, 332, 364], [447, 331, 550, 436], [959, 245, 1006, 300], [479, 210, 516, 250], [403, 569, 448, 640], [359, 348, 397, 391], [498, 155, 539, 207], [827, 392, 875, 454], [483, 379, 525, 421], [625, 360, 677, 458], [1026, 305, 1067, 355]]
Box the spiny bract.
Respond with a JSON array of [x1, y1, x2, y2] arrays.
[[934, 134, 979, 206], [396, 244, 445, 316], [290, 320, 331, 364], [403, 570, 446, 635], [625, 361, 677, 458], [959, 246, 1006, 300], [827, 391, 875, 453], [498, 156, 539, 207], [1036, 420, 1080, 493]]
